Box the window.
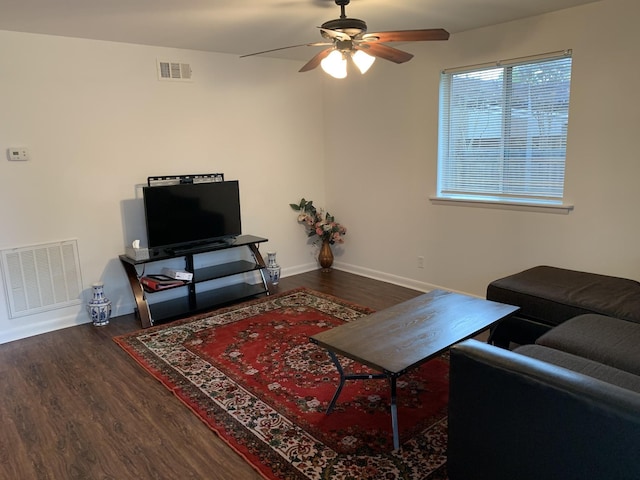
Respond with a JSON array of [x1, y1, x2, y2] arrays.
[[436, 50, 573, 210]]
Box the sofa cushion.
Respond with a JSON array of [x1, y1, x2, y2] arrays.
[[516, 344, 640, 394], [536, 314, 640, 376], [487, 266, 640, 327]]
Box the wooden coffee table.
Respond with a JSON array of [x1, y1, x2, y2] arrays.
[[309, 289, 519, 450]]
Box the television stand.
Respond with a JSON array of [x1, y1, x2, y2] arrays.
[[119, 235, 269, 328]]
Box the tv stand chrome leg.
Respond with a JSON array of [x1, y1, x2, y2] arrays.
[[248, 243, 269, 295]]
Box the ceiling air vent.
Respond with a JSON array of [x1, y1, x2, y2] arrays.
[[157, 60, 192, 81]]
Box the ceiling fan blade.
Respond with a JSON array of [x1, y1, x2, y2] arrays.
[[357, 43, 414, 64], [240, 42, 331, 58], [299, 48, 333, 72], [362, 29, 450, 43]]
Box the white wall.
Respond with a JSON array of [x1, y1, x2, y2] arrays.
[[0, 31, 327, 343], [324, 0, 640, 296], [2, 0, 638, 343]]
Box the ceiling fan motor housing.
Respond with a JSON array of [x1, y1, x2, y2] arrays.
[[320, 17, 367, 38]]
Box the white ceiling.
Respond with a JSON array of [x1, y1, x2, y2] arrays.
[[0, 0, 599, 61]]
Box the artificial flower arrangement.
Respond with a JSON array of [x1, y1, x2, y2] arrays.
[[290, 198, 346, 245]]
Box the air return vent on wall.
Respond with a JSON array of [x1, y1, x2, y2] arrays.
[[157, 60, 192, 81], [1, 240, 83, 318]]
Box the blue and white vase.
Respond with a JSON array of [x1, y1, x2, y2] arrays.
[[88, 282, 111, 326], [266, 251, 281, 286]]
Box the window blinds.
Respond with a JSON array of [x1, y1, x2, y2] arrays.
[[437, 50, 572, 204]]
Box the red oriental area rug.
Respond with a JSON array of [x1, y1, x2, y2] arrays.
[[114, 288, 449, 480]]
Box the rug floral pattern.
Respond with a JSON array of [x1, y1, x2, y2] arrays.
[[115, 288, 449, 479]]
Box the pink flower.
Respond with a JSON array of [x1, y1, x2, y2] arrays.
[[291, 198, 346, 245]]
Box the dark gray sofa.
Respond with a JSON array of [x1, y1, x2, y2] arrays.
[[448, 337, 640, 480], [447, 265, 640, 479]]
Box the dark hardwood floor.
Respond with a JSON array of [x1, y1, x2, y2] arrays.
[[0, 270, 426, 480]]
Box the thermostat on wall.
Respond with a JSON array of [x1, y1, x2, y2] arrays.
[[7, 147, 30, 161]]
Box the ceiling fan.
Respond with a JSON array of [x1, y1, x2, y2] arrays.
[[240, 0, 449, 78]]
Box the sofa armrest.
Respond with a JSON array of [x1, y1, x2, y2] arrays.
[[448, 339, 640, 480]]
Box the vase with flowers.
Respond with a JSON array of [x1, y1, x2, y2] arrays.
[[290, 198, 346, 271]]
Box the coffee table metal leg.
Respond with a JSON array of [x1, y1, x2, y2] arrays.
[[324, 349, 399, 448], [325, 350, 387, 414], [390, 376, 399, 450], [326, 350, 346, 414]]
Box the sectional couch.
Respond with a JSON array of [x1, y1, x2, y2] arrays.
[[486, 265, 640, 347], [447, 266, 640, 480]]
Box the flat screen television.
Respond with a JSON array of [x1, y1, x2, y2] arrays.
[[143, 180, 242, 254]]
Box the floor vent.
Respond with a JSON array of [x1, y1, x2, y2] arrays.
[[1, 240, 83, 318], [157, 60, 192, 81]]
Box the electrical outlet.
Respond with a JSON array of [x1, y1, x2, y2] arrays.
[[417, 256, 425, 269]]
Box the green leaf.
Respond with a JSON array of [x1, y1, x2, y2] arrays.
[[289, 203, 301, 211]]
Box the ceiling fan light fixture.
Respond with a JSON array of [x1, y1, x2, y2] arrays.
[[321, 49, 347, 79], [352, 50, 375, 74]]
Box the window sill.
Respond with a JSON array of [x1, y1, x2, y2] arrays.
[[429, 196, 574, 214]]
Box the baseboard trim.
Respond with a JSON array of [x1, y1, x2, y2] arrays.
[[331, 261, 480, 298], [0, 311, 88, 345], [281, 263, 319, 277], [283, 261, 456, 295], [332, 262, 435, 292]]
